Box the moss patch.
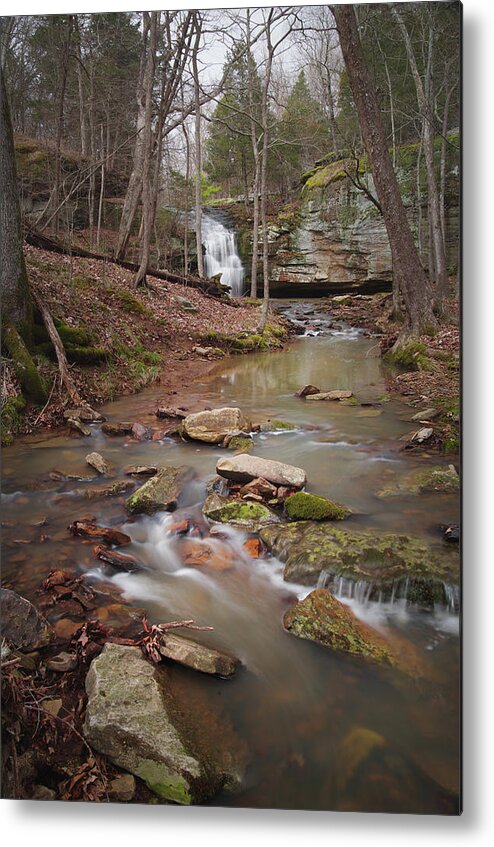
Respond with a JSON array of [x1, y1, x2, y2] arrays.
[[285, 492, 351, 521], [376, 465, 459, 498], [384, 341, 433, 373], [203, 497, 279, 530], [1, 394, 26, 445]]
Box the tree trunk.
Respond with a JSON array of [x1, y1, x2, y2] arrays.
[[134, 12, 159, 287], [115, 13, 150, 261], [247, 9, 260, 299], [332, 4, 437, 339], [256, 15, 274, 334], [75, 18, 88, 158], [182, 119, 190, 275], [192, 17, 204, 279], [392, 6, 449, 310], [1, 73, 47, 403], [52, 16, 73, 238]]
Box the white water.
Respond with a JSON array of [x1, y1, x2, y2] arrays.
[[202, 214, 245, 297]]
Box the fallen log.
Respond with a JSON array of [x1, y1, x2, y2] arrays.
[[26, 229, 230, 301]]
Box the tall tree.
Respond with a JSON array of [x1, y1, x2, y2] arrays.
[[331, 4, 437, 339], [1, 71, 47, 403]]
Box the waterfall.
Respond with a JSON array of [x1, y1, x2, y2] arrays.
[[201, 213, 245, 297]]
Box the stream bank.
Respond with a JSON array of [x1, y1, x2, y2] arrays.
[[1, 301, 460, 811]]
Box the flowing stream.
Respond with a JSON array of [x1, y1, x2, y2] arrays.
[[1, 301, 460, 812]]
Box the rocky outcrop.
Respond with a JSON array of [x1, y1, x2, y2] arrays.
[[259, 521, 459, 607], [84, 643, 245, 803], [182, 407, 251, 444], [216, 454, 306, 489], [126, 466, 191, 515], [264, 138, 459, 297]]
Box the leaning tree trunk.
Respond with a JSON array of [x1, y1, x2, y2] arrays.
[[332, 4, 437, 339], [1, 73, 47, 403]]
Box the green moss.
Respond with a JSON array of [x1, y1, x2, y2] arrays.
[[204, 498, 278, 530], [285, 492, 351, 521], [2, 323, 48, 404], [54, 321, 94, 347], [140, 350, 162, 366], [384, 341, 433, 373], [259, 521, 459, 598], [135, 760, 193, 804], [376, 466, 459, 497], [107, 288, 151, 317], [259, 419, 296, 432], [1, 394, 26, 445], [227, 436, 253, 452]]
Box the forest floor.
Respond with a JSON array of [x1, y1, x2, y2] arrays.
[[2, 246, 288, 443], [328, 290, 460, 453]]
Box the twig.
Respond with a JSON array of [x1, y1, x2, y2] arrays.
[[32, 376, 57, 426]]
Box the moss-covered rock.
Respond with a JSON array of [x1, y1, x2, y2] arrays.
[[259, 521, 459, 607], [285, 492, 351, 521], [126, 466, 191, 515], [227, 435, 253, 452], [259, 419, 296, 433], [84, 644, 241, 804], [376, 465, 459, 498], [283, 589, 394, 666], [202, 496, 280, 531]]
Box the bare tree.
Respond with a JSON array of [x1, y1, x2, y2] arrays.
[[391, 5, 448, 310], [192, 12, 204, 279]]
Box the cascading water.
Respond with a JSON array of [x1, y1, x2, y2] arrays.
[[202, 212, 245, 297]]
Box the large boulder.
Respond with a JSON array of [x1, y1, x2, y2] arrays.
[[202, 494, 280, 531], [283, 589, 394, 667], [1, 589, 53, 651], [259, 521, 459, 607], [126, 466, 191, 515], [216, 454, 306, 489], [84, 644, 245, 804], [182, 407, 251, 444]]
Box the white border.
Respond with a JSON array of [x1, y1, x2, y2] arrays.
[[2, 0, 493, 844]]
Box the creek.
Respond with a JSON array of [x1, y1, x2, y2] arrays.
[[1, 300, 460, 812]]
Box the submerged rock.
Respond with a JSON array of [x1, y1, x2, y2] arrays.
[[203, 495, 280, 531], [101, 422, 134, 436], [84, 480, 135, 500], [183, 407, 251, 444], [376, 465, 459, 498], [283, 589, 394, 666], [259, 521, 459, 606], [285, 492, 351, 521], [336, 726, 459, 814], [84, 643, 243, 803], [216, 454, 306, 489], [126, 466, 191, 515], [0, 588, 53, 651], [305, 390, 353, 401], [63, 407, 105, 423], [158, 633, 240, 678]]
